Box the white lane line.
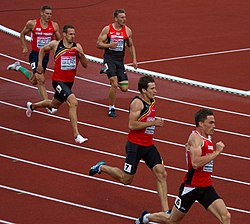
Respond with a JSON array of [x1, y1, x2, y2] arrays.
[[1, 101, 250, 160], [126, 48, 250, 65], [1, 126, 250, 185], [1, 54, 249, 118], [0, 184, 135, 221], [0, 81, 249, 138], [0, 154, 249, 214], [0, 220, 15, 224]]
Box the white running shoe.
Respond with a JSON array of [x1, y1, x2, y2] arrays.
[[75, 134, 88, 144], [46, 107, 58, 114], [7, 61, 21, 71], [26, 102, 33, 117]]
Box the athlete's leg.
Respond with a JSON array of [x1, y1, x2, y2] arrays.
[[108, 76, 119, 106], [100, 165, 134, 185], [67, 93, 80, 137], [207, 199, 231, 224], [152, 164, 169, 212], [168, 206, 186, 224], [35, 72, 48, 100]]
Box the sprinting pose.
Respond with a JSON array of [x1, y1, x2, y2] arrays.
[[25, 25, 88, 144], [135, 108, 231, 224], [7, 5, 60, 113], [89, 76, 170, 213]]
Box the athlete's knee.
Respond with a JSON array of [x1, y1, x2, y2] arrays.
[[154, 165, 167, 181], [221, 211, 231, 223], [122, 178, 133, 185], [69, 98, 78, 108], [119, 86, 128, 92]]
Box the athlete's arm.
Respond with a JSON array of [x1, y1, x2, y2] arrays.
[[52, 21, 61, 40], [20, 20, 35, 55], [189, 133, 222, 169], [76, 43, 88, 68], [37, 40, 57, 74], [126, 27, 137, 69], [96, 26, 117, 49], [128, 98, 163, 130]]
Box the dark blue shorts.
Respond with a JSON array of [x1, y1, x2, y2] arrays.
[[29, 50, 50, 74]]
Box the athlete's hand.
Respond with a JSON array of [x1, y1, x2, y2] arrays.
[[109, 42, 117, 49], [36, 64, 44, 75], [215, 141, 225, 154], [132, 60, 138, 69], [22, 46, 28, 56], [154, 118, 164, 127]]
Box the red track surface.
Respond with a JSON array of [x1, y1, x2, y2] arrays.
[[0, 1, 249, 223]]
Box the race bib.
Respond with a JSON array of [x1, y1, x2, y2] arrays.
[[37, 36, 51, 48], [145, 117, 155, 134], [203, 160, 214, 172], [61, 56, 76, 70], [109, 35, 124, 51]]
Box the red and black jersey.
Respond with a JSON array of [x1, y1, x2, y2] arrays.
[[31, 18, 55, 52], [127, 96, 156, 146], [104, 24, 128, 59], [52, 40, 78, 82], [182, 131, 214, 187]]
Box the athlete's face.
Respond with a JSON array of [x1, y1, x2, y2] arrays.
[[144, 82, 157, 100], [41, 9, 52, 22], [200, 115, 216, 136], [64, 28, 76, 44], [115, 13, 126, 26]]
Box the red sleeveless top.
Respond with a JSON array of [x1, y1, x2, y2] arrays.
[[128, 97, 156, 146], [31, 18, 55, 52], [182, 131, 214, 187], [52, 40, 79, 82]]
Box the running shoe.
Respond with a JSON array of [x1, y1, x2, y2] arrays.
[[26, 102, 33, 118], [108, 108, 116, 117], [75, 134, 88, 144], [99, 64, 108, 74], [46, 107, 58, 114], [89, 161, 106, 176], [7, 61, 21, 71], [135, 210, 149, 224]]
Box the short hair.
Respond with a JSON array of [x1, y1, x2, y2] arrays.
[[40, 5, 52, 12], [63, 25, 75, 33], [194, 108, 214, 127], [138, 76, 155, 93], [114, 9, 126, 18]]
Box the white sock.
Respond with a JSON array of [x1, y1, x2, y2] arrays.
[[109, 105, 115, 110], [143, 214, 150, 223]]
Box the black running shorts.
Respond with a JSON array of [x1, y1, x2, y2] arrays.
[[103, 56, 128, 82], [52, 81, 74, 102], [124, 141, 163, 175], [174, 184, 221, 213]]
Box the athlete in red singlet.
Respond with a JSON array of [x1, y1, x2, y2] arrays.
[[30, 18, 56, 52], [7, 5, 60, 109], [183, 130, 214, 187], [89, 76, 170, 213], [127, 96, 156, 146], [96, 9, 137, 117], [135, 108, 231, 224], [25, 25, 89, 145]]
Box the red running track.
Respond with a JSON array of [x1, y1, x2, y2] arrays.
[[0, 1, 250, 223]]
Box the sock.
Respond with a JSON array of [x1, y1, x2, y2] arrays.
[[109, 105, 115, 110], [143, 214, 150, 223], [19, 66, 31, 79]]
